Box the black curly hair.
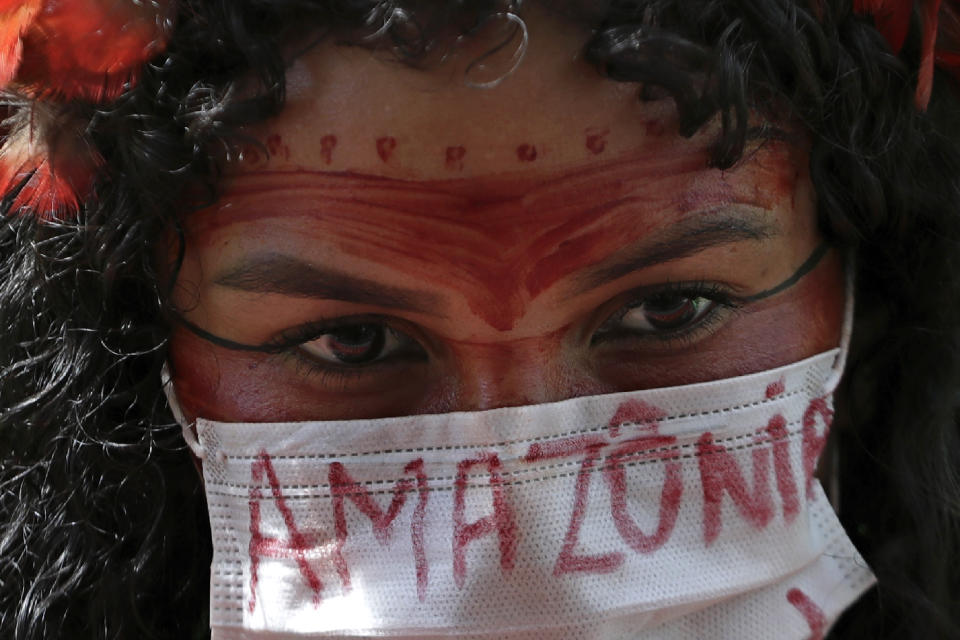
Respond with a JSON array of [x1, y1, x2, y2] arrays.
[[2, 0, 959, 638]]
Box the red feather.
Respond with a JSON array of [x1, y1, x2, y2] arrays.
[[916, 0, 944, 108], [1, 0, 174, 101], [934, 1, 960, 85], [852, 0, 960, 109], [0, 1, 39, 85], [854, 0, 913, 52], [0, 105, 102, 219]]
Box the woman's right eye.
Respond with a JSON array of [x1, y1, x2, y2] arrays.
[[297, 322, 422, 367]]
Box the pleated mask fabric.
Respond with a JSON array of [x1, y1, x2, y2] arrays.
[[166, 347, 874, 639]]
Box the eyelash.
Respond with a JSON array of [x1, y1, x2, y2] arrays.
[[268, 281, 745, 379], [267, 317, 425, 381], [590, 281, 745, 347]]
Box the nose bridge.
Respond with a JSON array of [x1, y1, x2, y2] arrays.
[[451, 339, 566, 411]]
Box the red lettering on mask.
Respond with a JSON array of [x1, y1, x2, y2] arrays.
[[248, 450, 324, 612], [607, 399, 666, 438], [766, 378, 786, 399], [697, 431, 774, 545], [802, 397, 833, 497], [766, 414, 800, 523], [525, 434, 624, 575], [524, 399, 682, 573], [604, 434, 683, 554], [452, 453, 518, 588], [603, 401, 683, 553], [329, 458, 430, 600], [786, 587, 826, 640]]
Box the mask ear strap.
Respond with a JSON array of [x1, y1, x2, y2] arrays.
[[823, 251, 855, 395], [161, 362, 207, 460]]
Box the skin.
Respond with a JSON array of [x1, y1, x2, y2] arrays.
[[166, 8, 844, 424]]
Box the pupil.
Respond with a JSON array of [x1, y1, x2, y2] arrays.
[[644, 295, 697, 330], [327, 324, 385, 364]]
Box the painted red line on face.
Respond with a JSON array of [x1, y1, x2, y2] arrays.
[[184, 141, 789, 334], [516, 144, 537, 162], [445, 145, 466, 171], [376, 136, 397, 163], [320, 135, 337, 164], [267, 133, 291, 161]]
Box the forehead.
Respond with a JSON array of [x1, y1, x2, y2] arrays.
[[182, 10, 815, 338], [235, 11, 715, 180]]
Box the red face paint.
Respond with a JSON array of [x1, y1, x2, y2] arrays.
[[644, 119, 666, 137], [168, 130, 843, 424], [585, 127, 609, 154], [267, 133, 291, 161], [376, 136, 397, 162], [445, 145, 466, 170], [182, 140, 773, 333], [320, 135, 337, 164], [241, 142, 263, 166], [516, 143, 537, 162]]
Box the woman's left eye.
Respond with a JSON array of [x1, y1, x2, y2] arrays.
[[593, 286, 736, 344]]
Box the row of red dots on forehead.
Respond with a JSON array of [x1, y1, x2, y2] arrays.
[[241, 123, 667, 169]]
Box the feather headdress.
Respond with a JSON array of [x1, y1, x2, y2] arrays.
[[0, 0, 174, 219], [853, 0, 960, 109]]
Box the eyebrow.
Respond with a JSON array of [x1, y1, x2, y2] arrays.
[[213, 254, 445, 314], [572, 208, 779, 294]]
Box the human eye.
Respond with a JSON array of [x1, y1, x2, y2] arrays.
[[272, 317, 427, 373], [591, 283, 742, 347]]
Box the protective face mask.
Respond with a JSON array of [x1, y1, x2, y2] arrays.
[[164, 330, 874, 640]]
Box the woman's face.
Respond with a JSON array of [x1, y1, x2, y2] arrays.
[[167, 11, 844, 423]]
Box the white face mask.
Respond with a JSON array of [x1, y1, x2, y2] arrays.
[[165, 336, 874, 638]]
